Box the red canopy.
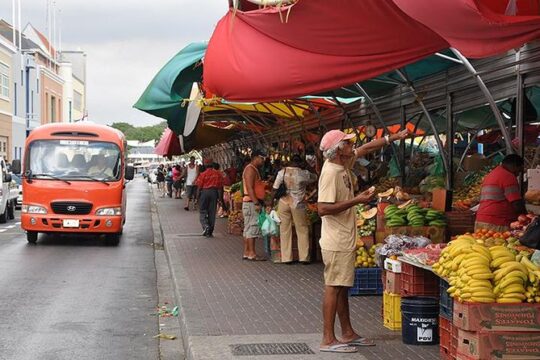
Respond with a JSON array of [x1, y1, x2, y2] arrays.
[[155, 128, 182, 157], [204, 0, 540, 102]]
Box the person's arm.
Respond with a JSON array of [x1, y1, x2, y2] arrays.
[[512, 199, 527, 215], [318, 188, 375, 216], [354, 129, 408, 158], [268, 169, 284, 206], [244, 167, 261, 209]]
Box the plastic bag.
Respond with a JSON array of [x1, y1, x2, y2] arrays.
[[531, 250, 540, 266], [261, 216, 279, 237], [430, 155, 445, 177], [258, 211, 267, 228], [387, 155, 401, 178]]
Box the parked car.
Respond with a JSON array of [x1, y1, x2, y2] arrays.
[[147, 164, 159, 184], [11, 174, 22, 209], [0, 157, 19, 223]]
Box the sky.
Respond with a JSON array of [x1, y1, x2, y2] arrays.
[[0, 0, 228, 126]]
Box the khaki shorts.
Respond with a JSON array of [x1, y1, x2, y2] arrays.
[[321, 250, 355, 287], [242, 202, 261, 239]]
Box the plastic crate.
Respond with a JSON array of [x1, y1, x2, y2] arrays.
[[400, 262, 440, 297], [439, 316, 457, 359], [439, 279, 453, 320], [383, 292, 401, 330], [349, 268, 383, 296]]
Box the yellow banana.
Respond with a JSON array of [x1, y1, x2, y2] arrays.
[[466, 267, 492, 276], [500, 293, 526, 300], [470, 291, 495, 298], [489, 245, 508, 252], [471, 245, 492, 259], [465, 286, 494, 293], [468, 280, 492, 288], [491, 256, 516, 269], [536, 296, 540, 303], [500, 284, 526, 294], [472, 273, 494, 280], [498, 261, 528, 274], [504, 270, 528, 282], [497, 297, 523, 303], [498, 276, 525, 289], [521, 256, 539, 272], [471, 297, 495, 303], [460, 292, 472, 300]]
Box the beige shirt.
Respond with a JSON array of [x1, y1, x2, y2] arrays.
[[273, 167, 317, 208], [318, 160, 356, 252]]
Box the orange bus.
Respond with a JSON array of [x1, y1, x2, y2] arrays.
[[17, 122, 134, 245]]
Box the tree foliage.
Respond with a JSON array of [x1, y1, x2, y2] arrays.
[[110, 121, 167, 142]]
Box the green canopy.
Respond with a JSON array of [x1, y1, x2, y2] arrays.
[[133, 42, 207, 134]]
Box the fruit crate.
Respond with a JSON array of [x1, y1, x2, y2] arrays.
[[439, 279, 453, 320], [400, 262, 440, 297], [439, 316, 457, 360], [349, 268, 383, 296], [383, 292, 401, 330]]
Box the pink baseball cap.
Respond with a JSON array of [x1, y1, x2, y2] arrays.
[[319, 130, 355, 151]]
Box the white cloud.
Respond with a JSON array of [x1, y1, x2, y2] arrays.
[[0, 0, 228, 126]]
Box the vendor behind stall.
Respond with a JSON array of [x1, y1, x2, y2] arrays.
[[475, 154, 527, 232]]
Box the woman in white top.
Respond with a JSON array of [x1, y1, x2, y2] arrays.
[[184, 156, 199, 211]]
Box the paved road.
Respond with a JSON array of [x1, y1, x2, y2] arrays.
[[0, 178, 159, 360]]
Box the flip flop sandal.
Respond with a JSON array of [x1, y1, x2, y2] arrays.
[[246, 256, 267, 261], [346, 337, 375, 347], [320, 344, 358, 353]]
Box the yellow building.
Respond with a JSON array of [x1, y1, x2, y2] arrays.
[[0, 35, 16, 161]]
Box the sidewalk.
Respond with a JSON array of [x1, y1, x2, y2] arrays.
[[152, 187, 439, 360]]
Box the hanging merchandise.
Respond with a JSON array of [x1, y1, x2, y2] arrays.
[[388, 155, 401, 178], [430, 155, 445, 177]]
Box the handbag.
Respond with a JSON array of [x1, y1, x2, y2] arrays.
[[519, 217, 540, 249], [274, 168, 288, 200]]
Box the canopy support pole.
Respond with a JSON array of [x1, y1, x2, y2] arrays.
[[394, 69, 449, 178], [353, 83, 401, 169], [400, 105, 406, 183], [458, 131, 479, 171], [446, 94, 454, 210], [450, 48, 514, 154]]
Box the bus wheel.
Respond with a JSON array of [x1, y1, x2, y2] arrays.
[[27, 231, 38, 244], [105, 233, 121, 246]]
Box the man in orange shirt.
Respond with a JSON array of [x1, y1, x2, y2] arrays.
[[196, 162, 225, 237], [475, 154, 526, 232]]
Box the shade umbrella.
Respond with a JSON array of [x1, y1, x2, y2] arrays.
[[133, 42, 207, 134], [155, 128, 183, 157]]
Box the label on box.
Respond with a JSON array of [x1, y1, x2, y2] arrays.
[[454, 301, 540, 332], [384, 258, 402, 273], [458, 329, 540, 359], [417, 326, 433, 343]]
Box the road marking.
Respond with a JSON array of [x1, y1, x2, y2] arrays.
[[6, 225, 15, 229], [0, 229, 6, 233], [16, 222, 21, 225]]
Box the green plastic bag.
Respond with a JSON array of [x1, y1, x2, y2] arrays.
[[387, 155, 401, 178], [430, 155, 445, 177], [258, 211, 267, 228]]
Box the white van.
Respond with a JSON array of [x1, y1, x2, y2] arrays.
[[0, 157, 18, 223]]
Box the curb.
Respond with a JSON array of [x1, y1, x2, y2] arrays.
[[149, 186, 197, 360]]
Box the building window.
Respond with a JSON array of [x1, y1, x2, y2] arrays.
[[0, 62, 9, 98], [74, 90, 82, 111], [51, 95, 56, 122], [14, 83, 17, 115]]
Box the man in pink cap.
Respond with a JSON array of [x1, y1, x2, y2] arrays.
[[318, 128, 407, 353]]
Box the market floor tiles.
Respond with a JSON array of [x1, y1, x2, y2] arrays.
[[152, 187, 439, 360]]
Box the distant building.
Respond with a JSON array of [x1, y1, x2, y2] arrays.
[[127, 140, 163, 164], [59, 50, 87, 123], [0, 31, 16, 161]]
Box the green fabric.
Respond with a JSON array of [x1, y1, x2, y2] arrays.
[[133, 42, 207, 134]]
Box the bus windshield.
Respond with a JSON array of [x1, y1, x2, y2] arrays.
[[27, 140, 122, 182]]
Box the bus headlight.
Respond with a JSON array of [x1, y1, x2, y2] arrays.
[[22, 205, 47, 214], [96, 207, 122, 216]]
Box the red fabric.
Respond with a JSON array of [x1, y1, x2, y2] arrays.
[[172, 167, 182, 181], [204, 0, 446, 102], [204, 0, 540, 102], [476, 166, 521, 226], [393, 0, 540, 58], [196, 168, 224, 189], [154, 128, 182, 156]]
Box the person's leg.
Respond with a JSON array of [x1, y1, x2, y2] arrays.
[[336, 287, 358, 341], [291, 206, 310, 262], [184, 186, 192, 210], [322, 285, 341, 346], [207, 190, 218, 235], [277, 200, 293, 263], [199, 190, 210, 234]]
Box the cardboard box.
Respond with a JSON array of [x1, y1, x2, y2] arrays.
[[432, 188, 449, 212], [457, 329, 540, 360], [384, 270, 401, 294], [384, 258, 403, 273], [463, 154, 491, 172], [453, 300, 540, 332], [527, 168, 540, 191]]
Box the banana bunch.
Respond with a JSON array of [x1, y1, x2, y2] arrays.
[[521, 256, 540, 303], [432, 235, 476, 278], [447, 245, 495, 303], [490, 246, 528, 303]]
